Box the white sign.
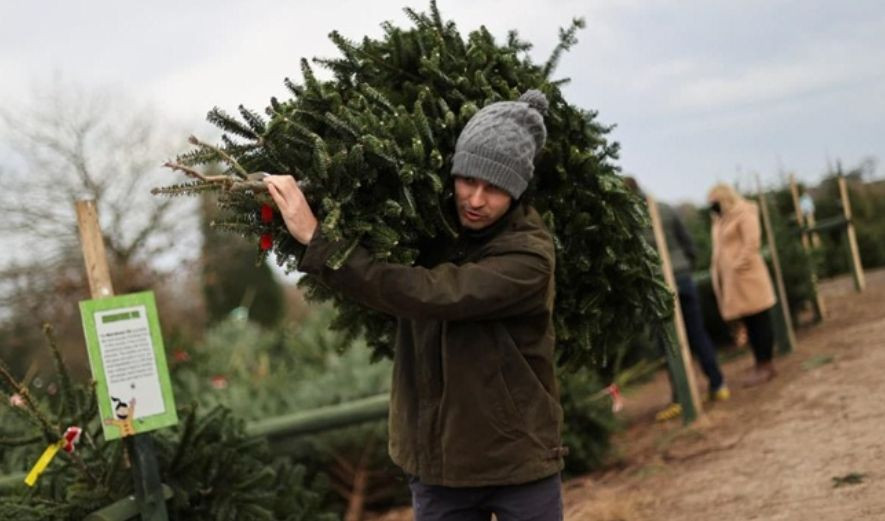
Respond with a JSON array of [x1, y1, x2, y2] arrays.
[[94, 305, 165, 418]]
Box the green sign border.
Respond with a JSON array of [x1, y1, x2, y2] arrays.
[[79, 291, 177, 440]]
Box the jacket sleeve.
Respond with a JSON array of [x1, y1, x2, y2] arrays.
[[298, 232, 552, 322]]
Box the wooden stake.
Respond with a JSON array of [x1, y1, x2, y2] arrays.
[[646, 196, 702, 423], [75, 200, 169, 521], [756, 179, 796, 354], [806, 211, 822, 248], [837, 175, 866, 292], [788, 175, 826, 321], [789, 175, 809, 250], [75, 201, 115, 298]]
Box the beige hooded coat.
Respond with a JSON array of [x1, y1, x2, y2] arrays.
[[710, 199, 776, 320]]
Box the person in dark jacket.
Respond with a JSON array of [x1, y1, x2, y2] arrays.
[[624, 177, 730, 422], [265, 90, 565, 521]]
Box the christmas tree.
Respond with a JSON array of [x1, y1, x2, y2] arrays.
[[171, 308, 404, 519], [0, 325, 337, 520], [201, 191, 286, 327], [156, 1, 672, 369]]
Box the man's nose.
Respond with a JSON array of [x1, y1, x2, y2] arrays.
[[468, 187, 486, 207]]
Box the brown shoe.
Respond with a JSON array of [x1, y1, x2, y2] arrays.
[[741, 362, 777, 387]]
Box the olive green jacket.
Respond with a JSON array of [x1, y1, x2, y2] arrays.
[[299, 204, 564, 487]]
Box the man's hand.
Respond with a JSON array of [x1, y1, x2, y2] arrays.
[[263, 175, 318, 245]]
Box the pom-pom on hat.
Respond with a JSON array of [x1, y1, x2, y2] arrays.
[[451, 90, 548, 199]]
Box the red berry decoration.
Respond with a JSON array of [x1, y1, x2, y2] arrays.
[[260, 203, 273, 223], [210, 375, 229, 390], [259, 233, 273, 251]]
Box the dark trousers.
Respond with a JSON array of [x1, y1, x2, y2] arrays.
[[742, 308, 774, 363], [672, 273, 724, 393], [408, 473, 563, 521]]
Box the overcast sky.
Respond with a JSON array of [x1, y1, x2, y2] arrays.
[[2, 0, 884, 204]]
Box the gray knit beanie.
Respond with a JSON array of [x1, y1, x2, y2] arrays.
[[451, 90, 548, 199]]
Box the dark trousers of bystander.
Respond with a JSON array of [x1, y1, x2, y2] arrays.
[[408, 473, 563, 521], [672, 273, 725, 393], [741, 308, 774, 364]]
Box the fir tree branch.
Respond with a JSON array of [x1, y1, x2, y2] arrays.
[[162, 162, 269, 193], [0, 361, 58, 443], [207, 107, 259, 141], [237, 105, 267, 137], [507, 30, 533, 53], [66, 449, 99, 486], [169, 404, 197, 472], [328, 30, 421, 82], [80, 424, 99, 453], [543, 17, 586, 78], [0, 433, 43, 446], [151, 181, 220, 197], [79, 382, 98, 435], [402, 7, 429, 30], [429, 0, 445, 32], [187, 135, 250, 179], [44, 324, 77, 419], [163, 161, 231, 183], [227, 180, 270, 193]]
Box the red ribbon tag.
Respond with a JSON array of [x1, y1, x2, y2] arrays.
[[259, 233, 273, 251], [607, 384, 624, 413], [260, 204, 274, 224], [62, 426, 82, 453]]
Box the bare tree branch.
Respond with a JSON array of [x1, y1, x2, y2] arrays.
[[0, 80, 201, 312]]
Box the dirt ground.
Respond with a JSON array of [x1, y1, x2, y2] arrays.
[[369, 268, 885, 521]]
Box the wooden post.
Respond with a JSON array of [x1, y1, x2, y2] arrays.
[[75, 200, 169, 521], [75, 202, 115, 299], [755, 179, 796, 354], [837, 175, 866, 292], [806, 211, 821, 249], [646, 196, 702, 424], [788, 175, 826, 321], [788, 175, 810, 251]]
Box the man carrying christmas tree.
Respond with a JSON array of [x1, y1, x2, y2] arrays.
[[265, 90, 564, 521]]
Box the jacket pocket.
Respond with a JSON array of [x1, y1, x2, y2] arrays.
[[487, 369, 525, 436], [494, 323, 562, 445]]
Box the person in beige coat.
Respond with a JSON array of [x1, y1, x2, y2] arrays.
[[708, 183, 777, 386]]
